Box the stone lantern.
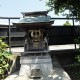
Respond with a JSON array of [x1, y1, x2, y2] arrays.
[[13, 11, 54, 80]]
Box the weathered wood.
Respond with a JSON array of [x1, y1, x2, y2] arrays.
[[0, 25, 80, 46]]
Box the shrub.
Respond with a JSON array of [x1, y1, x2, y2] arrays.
[[63, 21, 71, 26], [0, 38, 12, 80]]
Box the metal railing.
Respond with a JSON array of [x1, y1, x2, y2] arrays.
[[0, 17, 20, 52], [0, 17, 80, 52]]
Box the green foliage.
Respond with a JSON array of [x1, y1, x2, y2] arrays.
[[75, 55, 80, 62], [74, 27, 80, 63], [0, 38, 12, 79], [63, 21, 71, 26], [0, 38, 8, 53], [46, 0, 80, 18]]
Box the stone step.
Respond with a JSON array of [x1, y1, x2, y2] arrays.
[[20, 55, 52, 64], [21, 50, 49, 56]]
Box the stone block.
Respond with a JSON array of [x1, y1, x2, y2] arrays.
[[19, 65, 31, 77], [20, 55, 52, 64]]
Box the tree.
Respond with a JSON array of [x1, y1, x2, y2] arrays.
[[46, 0, 80, 18], [63, 21, 71, 26]]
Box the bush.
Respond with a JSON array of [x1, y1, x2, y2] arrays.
[[74, 36, 80, 62], [63, 21, 71, 26], [0, 38, 12, 80]]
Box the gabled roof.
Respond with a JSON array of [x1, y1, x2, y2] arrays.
[[13, 11, 54, 29]]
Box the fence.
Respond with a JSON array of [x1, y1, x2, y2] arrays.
[[0, 17, 80, 51]]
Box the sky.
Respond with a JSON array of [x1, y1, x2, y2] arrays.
[[0, 0, 50, 24], [0, 0, 79, 25], [0, 0, 47, 17]]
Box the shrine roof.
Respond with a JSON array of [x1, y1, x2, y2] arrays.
[[18, 15, 54, 24], [13, 21, 54, 29], [13, 11, 54, 28], [21, 11, 48, 17]]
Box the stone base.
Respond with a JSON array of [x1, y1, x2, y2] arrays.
[[19, 54, 53, 79], [13, 75, 54, 80], [5, 68, 71, 80], [5, 54, 71, 80]]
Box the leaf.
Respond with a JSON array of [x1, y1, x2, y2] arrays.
[[0, 38, 12, 79], [46, 0, 80, 19]]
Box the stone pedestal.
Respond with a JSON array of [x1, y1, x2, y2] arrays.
[[19, 54, 53, 79]]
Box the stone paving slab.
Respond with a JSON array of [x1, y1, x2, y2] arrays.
[[5, 71, 18, 80], [52, 68, 71, 80]]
